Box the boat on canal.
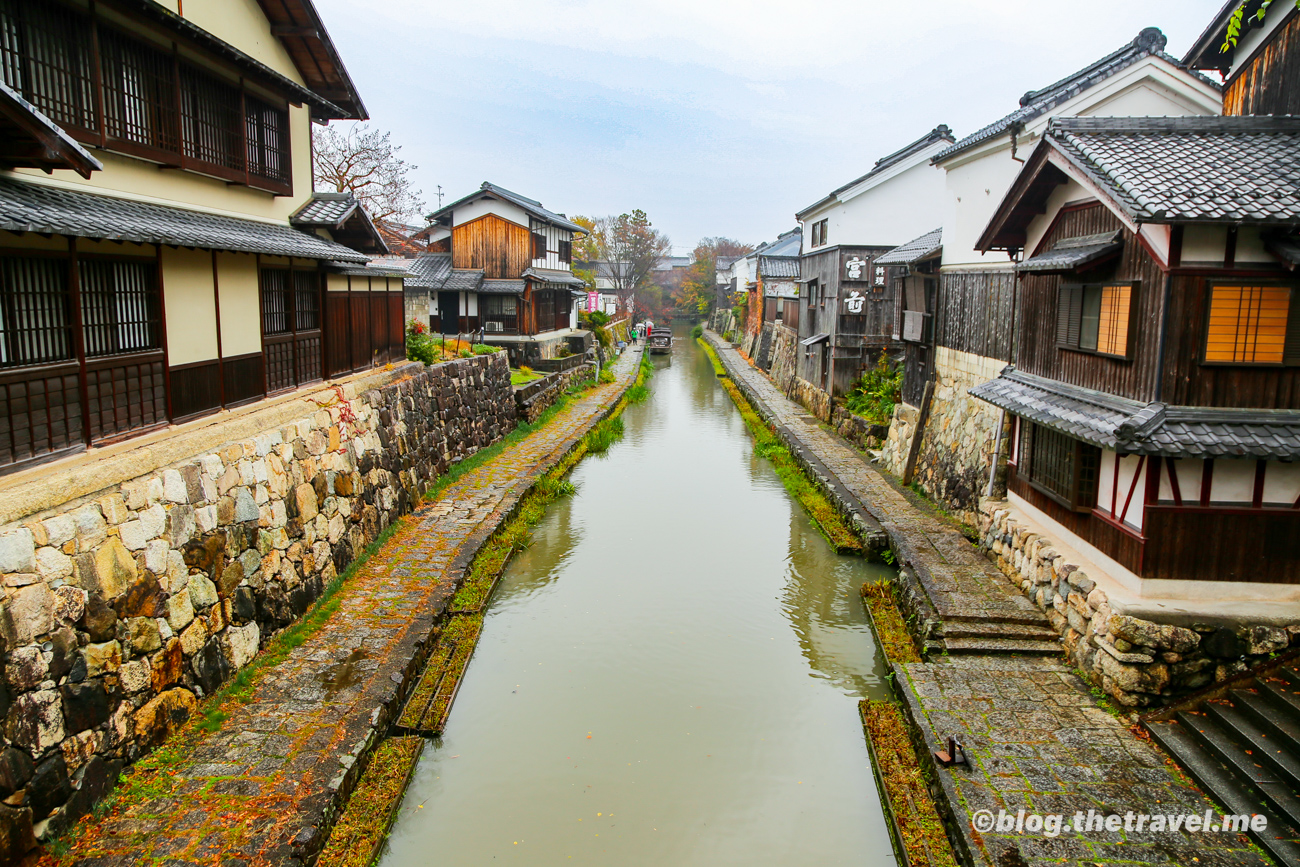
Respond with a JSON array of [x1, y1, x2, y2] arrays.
[[648, 327, 673, 354]]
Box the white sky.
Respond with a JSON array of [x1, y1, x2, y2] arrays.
[[314, 0, 1225, 253]]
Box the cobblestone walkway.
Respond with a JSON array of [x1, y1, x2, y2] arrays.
[[704, 332, 1265, 867], [60, 350, 642, 867]]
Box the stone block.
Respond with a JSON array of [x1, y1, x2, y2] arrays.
[[84, 537, 137, 600], [83, 640, 121, 677], [114, 573, 165, 619], [1244, 625, 1288, 656], [5, 689, 64, 753], [2, 583, 54, 647], [41, 517, 76, 549], [162, 469, 188, 503], [167, 506, 197, 547], [165, 589, 195, 632], [119, 658, 150, 693], [179, 618, 207, 656], [59, 680, 109, 735], [222, 622, 260, 671], [132, 688, 196, 748], [151, 638, 184, 692], [59, 729, 99, 774], [0, 530, 35, 574], [233, 488, 258, 523], [188, 573, 219, 610], [51, 585, 86, 625], [6, 646, 47, 691], [1109, 614, 1199, 654], [117, 520, 149, 551], [72, 505, 107, 551], [27, 755, 70, 820]]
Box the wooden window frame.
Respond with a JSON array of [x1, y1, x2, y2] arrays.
[[1056, 281, 1137, 360], [1200, 280, 1300, 368], [531, 232, 547, 260], [1019, 421, 1101, 512], [557, 239, 572, 265], [811, 219, 828, 248]]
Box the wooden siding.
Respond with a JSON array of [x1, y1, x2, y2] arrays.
[[935, 269, 1016, 362], [1160, 273, 1300, 408], [1015, 205, 1165, 402], [1224, 10, 1300, 116], [452, 214, 531, 278], [1143, 506, 1300, 583]]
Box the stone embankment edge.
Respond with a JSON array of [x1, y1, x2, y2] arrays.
[[305, 348, 644, 864], [701, 330, 888, 554]]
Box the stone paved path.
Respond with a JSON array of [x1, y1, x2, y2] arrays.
[[59, 350, 642, 867], [704, 332, 1266, 867]]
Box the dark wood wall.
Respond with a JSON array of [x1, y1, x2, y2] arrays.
[[935, 269, 1016, 362], [1225, 9, 1300, 116], [1015, 205, 1165, 402], [452, 214, 530, 278]]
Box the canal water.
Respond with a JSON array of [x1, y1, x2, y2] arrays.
[[380, 330, 898, 866]]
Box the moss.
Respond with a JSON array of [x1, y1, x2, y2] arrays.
[[861, 582, 922, 664], [860, 700, 960, 867], [698, 338, 862, 554], [315, 737, 425, 867]]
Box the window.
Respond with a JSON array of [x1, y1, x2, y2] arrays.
[[558, 239, 572, 265], [1057, 283, 1133, 357], [532, 233, 547, 260], [0, 258, 73, 367], [1019, 421, 1101, 512], [481, 295, 517, 334], [78, 261, 160, 357], [811, 220, 828, 247], [1205, 284, 1297, 364], [806, 279, 818, 308], [0, 0, 292, 192]]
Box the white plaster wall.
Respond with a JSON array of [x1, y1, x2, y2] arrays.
[[216, 251, 261, 357], [1211, 459, 1257, 503], [162, 246, 219, 366], [453, 198, 530, 229], [799, 151, 949, 251], [174, 0, 305, 82]]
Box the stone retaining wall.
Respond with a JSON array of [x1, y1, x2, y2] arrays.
[[514, 364, 595, 424], [0, 352, 517, 843], [980, 500, 1300, 708], [881, 347, 1007, 525]]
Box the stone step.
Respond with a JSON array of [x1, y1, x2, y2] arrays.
[[1147, 719, 1300, 867], [943, 610, 1053, 628], [1232, 689, 1300, 750], [1205, 701, 1300, 792], [941, 637, 1064, 655], [942, 621, 1061, 641], [1178, 709, 1300, 830]]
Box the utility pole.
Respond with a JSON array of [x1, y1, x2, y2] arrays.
[[436, 185, 444, 208]]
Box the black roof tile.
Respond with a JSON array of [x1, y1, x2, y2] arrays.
[[876, 228, 942, 265]]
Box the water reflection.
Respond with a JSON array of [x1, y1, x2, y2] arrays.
[[380, 326, 898, 867]]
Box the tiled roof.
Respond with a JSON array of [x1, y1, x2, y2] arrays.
[[932, 28, 1188, 164], [405, 253, 452, 289], [758, 256, 800, 279], [1046, 116, 1300, 223], [1019, 230, 1122, 273], [1264, 230, 1300, 267], [0, 177, 369, 262], [875, 228, 942, 266], [480, 279, 526, 295], [798, 126, 954, 218], [324, 261, 410, 278], [429, 182, 585, 233], [522, 267, 586, 286], [290, 193, 358, 227], [441, 269, 484, 292], [970, 368, 1300, 459], [0, 81, 102, 179]]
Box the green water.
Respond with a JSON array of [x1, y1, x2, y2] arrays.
[[380, 330, 899, 866]]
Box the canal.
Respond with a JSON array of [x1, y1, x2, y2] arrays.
[[380, 330, 899, 866]]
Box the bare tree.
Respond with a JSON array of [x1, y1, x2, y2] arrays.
[[594, 210, 671, 300], [312, 123, 426, 223]]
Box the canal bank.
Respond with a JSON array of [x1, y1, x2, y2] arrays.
[[49, 349, 645, 867], [375, 327, 899, 866], [702, 329, 1269, 867]]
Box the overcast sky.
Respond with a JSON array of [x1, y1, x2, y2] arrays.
[[315, 0, 1224, 254]]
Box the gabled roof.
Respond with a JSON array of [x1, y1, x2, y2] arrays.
[[971, 368, 1300, 459], [0, 81, 102, 179], [114, 0, 351, 119], [1183, 0, 1282, 73], [429, 182, 585, 233], [1019, 230, 1123, 273], [405, 253, 453, 289], [290, 192, 388, 255], [758, 256, 800, 279], [875, 228, 942, 266], [252, 0, 368, 119], [797, 125, 954, 218], [0, 177, 368, 261], [932, 28, 1199, 164], [979, 116, 1300, 252], [755, 228, 802, 259]]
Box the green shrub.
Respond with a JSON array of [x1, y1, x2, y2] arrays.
[[691, 323, 703, 339], [844, 350, 902, 424], [585, 416, 624, 453], [598, 368, 615, 384], [472, 344, 497, 355]]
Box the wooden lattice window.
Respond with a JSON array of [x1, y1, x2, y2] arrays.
[[99, 27, 179, 154], [293, 271, 319, 331], [1020, 421, 1100, 512], [261, 269, 291, 335], [78, 260, 161, 357], [532, 233, 546, 260], [0, 257, 73, 368], [245, 94, 290, 184], [179, 63, 243, 173], [1205, 284, 1298, 364], [1057, 283, 1133, 358], [0, 0, 96, 132], [481, 295, 517, 334]]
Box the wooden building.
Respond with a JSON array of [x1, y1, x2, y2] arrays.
[[972, 115, 1300, 595], [877, 228, 942, 407], [734, 228, 800, 341], [0, 0, 403, 476], [1184, 0, 1300, 116], [794, 126, 953, 397], [420, 183, 588, 364]]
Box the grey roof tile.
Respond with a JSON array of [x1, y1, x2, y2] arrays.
[[405, 253, 453, 289], [441, 269, 484, 292], [522, 267, 586, 286], [876, 228, 943, 265], [480, 279, 525, 295], [932, 28, 1203, 164], [758, 256, 800, 278], [971, 368, 1300, 459], [1047, 116, 1300, 223], [291, 193, 358, 227], [0, 177, 368, 262], [429, 182, 584, 233], [1019, 230, 1122, 272], [0, 81, 102, 178]]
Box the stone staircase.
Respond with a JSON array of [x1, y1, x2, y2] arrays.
[[939, 617, 1064, 655], [1145, 661, 1300, 866]]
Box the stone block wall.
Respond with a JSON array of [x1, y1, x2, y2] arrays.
[[981, 501, 1300, 708], [767, 323, 799, 393], [881, 347, 1007, 525], [0, 353, 516, 846], [831, 410, 889, 452], [514, 363, 595, 424]]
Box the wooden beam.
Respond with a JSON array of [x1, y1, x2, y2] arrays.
[[901, 380, 934, 486], [270, 24, 319, 37]]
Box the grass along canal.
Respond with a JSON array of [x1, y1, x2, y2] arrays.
[[375, 329, 899, 866]]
